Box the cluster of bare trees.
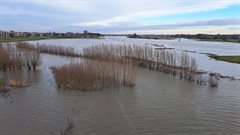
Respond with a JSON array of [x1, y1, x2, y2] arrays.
[[0, 44, 24, 71], [81, 44, 215, 86], [0, 43, 41, 71], [17, 42, 80, 57], [23, 50, 41, 71], [50, 61, 137, 91]]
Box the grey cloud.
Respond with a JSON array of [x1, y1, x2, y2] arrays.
[[66, 18, 240, 33]]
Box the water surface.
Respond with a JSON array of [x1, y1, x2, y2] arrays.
[[1, 38, 240, 135]]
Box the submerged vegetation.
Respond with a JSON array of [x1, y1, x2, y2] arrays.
[[1, 42, 224, 90], [16, 42, 80, 57], [209, 55, 240, 64], [51, 61, 137, 91], [0, 43, 41, 71], [0, 43, 41, 88], [8, 71, 30, 87], [0, 44, 24, 71], [82, 44, 204, 83]]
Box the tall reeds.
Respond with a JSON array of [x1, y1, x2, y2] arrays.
[[51, 61, 137, 91], [0, 43, 41, 71], [8, 71, 30, 87], [16, 42, 80, 57], [0, 44, 24, 71], [81, 44, 209, 85], [15, 42, 219, 87]]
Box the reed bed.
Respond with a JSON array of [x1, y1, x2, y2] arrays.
[[0, 43, 41, 71], [51, 61, 137, 91], [16, 42, 80, 57], [0, 44, 24, 71], [81, 44, 213, 86], [8, 71, 30, 87]]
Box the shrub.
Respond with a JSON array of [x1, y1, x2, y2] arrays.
[[51, 61, 137, 91]]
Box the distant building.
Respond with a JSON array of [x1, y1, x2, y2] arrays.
[[0, 30, 103, 39], [83, 30, 88, 35], [0, 31, 10, 38]]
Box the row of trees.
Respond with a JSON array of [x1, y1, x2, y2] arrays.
[[81, 44, 216, 86]]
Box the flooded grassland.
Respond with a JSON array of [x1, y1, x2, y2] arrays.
[[0, 37, 240, 135]]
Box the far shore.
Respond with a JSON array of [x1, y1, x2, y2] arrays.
[[0, 36, 105, 43], [196, 38, 240, 43], [209, 55, 240, 64], [0, 36, 53, 43]]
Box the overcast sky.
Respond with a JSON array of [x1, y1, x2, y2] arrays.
[[1, 0, 240, 34]]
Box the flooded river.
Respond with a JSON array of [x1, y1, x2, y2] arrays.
[[28, 36, 240, 78], [0, 37, 240, 135]]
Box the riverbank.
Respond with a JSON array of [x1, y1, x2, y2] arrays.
[[127, 34, 176, 40], [196, 38, 240, 43], [0, 36, 53, 43], [0, 36, 105, 43], [209, 55, 240, 64]]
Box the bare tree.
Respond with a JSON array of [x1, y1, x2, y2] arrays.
[[30, 51, 41, 71]]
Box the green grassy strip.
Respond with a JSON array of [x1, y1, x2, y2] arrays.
[[0, 36, 52, 43], [209, 55, 240, 64], [197, 38, 240, 43]]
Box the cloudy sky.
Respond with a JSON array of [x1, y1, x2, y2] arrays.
[[0, 0, 239, 34]]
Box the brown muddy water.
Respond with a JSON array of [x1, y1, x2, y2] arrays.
[[1, 38, 240, 135]]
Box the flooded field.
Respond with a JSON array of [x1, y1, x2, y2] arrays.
[[0, 37, 240, 135], [28, 36, 240, 78]]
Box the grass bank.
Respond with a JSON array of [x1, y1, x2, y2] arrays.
[[209, 55, 240, 64], [0, 36, 52, 43], [197, 38, 240, 43]]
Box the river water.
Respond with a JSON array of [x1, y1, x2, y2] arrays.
[[0, 37, 240, 135]]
